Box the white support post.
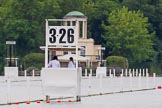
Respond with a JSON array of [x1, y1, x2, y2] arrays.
[[132, 68, 135, 77], [85, 69, 87, 77], [24, 70, 27, 78], [113, 69, 115, 77], [121, 69, 124, 77], [45, 19, 48, 68], [142, 68, 145, 77], [75, 20, 79, 68], [129, 69, 131, 77], [139, 69, 141, 77], [125, 69, 128, 77], [90, 69, 92, 76], [109, 69, 112, 77], [136, 69, 138, 77], [153, 73, 156, 77], [146, 68, 149, 77], [32, 69, 35, 78]]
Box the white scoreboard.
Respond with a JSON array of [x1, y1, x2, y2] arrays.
[[47, 26, 77, 46]]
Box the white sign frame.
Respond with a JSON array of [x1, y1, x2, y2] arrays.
[[43, 19, 80, 101]]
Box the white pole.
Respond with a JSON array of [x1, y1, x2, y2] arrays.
[[132, 68, 135, 77], [85, 69, 87, 77], [24, 70, 27, 78], [136, 69, 138, 77], [139, 69, 141, 77], [142, 68, 145, 77], [121, 69, 123, 77], [90, 69, 92, 77], [109, 69, 112, 77], [45, 19, 48, 68], [113, 69, 115, 77], [129, 69, 131, 77], [153, 73, 156, 77], [75, 19, 81, 101], [125, 69, 128, 77], [146, 68, 149, 77], [75, 19, 80, 101], [32, 69, 35, 78], [75, 20, 79, 69]]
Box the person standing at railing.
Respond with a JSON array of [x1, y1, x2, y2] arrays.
[[48, 56, 60, 68], [68, 57, 75, 68]]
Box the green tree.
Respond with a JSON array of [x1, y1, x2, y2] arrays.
[[102, 6, 156, 66], [85, 0, 120, 44], [121, 0, 162, 69], [3, 0, 62, 57]]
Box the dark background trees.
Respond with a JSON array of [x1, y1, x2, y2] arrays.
[[0, 0, 162, 74]]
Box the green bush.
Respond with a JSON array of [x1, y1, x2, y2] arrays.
[[23, 53, 44, 69], [106, 56, 128, 68]]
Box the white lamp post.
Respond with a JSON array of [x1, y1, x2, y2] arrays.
[[6, 41, 16, 67]]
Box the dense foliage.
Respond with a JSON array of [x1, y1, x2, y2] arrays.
[[1, 0, 162, 74], [102, 6, 155, 65]]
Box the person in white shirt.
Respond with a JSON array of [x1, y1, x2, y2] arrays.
[[68, 57, 75, 68], [48, 56, 60, 68]]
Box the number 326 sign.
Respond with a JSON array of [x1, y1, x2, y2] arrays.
[[47, 26, 77, 46]]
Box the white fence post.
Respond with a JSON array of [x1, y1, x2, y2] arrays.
[[32, 69, 35, 78], [125, 69, 128, 77], [24, 70, 27, 78], [113, 69, 115, 77], [153, 73, 156, 77], [139, 69, 141, 77], [85, 69, 87, 78], [121, 69, 123, 77], [109, 69, 112, 77], [129, 69, 131, 77], [132, 68, 135, 77], [142, 69, 145, 77], [135, 69, 138, 77], [90, 69, 93, 77]]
